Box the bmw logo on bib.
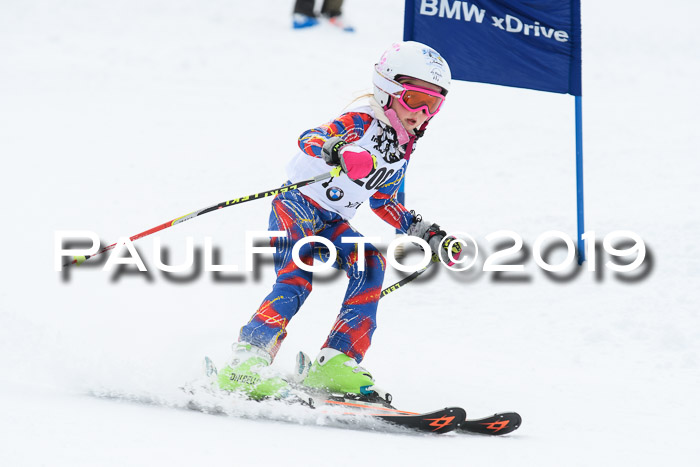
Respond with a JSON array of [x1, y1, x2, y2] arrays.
[[326, 186, 344, 201]]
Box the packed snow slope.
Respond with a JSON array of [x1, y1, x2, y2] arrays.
[[1, 0, 699, 465]]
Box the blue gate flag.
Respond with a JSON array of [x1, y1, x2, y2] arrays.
[[404, 0, 582, 96]]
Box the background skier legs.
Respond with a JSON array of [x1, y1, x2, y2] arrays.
[[292, 0, 354, 31]]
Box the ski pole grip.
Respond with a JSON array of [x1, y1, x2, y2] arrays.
[[313, 171, 336, 182]]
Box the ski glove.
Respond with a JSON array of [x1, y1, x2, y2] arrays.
[[322, 137, 377, 181], [407, 219, 463, 266]]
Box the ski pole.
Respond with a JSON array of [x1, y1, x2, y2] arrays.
[[379, 263, 431, 298], [380, 235, 465, 298], [380, 240, 462, 298], [63, 170, 338, 268]]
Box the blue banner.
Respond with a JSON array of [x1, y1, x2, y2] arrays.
[[404, 0, 582, 95]]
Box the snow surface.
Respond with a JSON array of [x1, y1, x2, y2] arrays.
[[1, 0, 699, 465]]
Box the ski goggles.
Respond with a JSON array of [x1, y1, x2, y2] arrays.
[[395, 84, 445, 117]]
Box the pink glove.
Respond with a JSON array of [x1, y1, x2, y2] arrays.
[[338, 145, 376, 180], [322, 137, 377, 180]]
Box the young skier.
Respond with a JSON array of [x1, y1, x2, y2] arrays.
[[218, 41, 461, 400]]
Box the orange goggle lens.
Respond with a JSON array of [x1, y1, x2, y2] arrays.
[[398, 85, 445, 116]]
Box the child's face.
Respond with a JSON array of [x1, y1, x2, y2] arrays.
[[389, 78, 444, 132]]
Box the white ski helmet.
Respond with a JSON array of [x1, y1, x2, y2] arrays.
[[373, 41, 452, 108]]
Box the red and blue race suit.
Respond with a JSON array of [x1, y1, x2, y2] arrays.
[[239, 104, 419, 362]]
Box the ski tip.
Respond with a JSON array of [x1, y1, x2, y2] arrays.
[[204, 356, 218, 377], [420, 406, 467, 434], [292, 351, 312, 383], [378, 406, 466, 434], [459, 411, 522, 435]]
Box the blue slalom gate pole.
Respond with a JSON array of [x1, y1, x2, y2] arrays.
[[575, 95, 585, 264]]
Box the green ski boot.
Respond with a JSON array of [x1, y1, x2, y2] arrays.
[[302, 348, 376, 395], [217, 342, 289, 400]]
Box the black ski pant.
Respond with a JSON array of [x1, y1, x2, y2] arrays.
[[294, 0, 344, 18]]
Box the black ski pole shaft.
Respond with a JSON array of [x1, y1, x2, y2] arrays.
[[380, 234, 464, 298], [379, 263, 432, 298], [63, 171, 335, 268]]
